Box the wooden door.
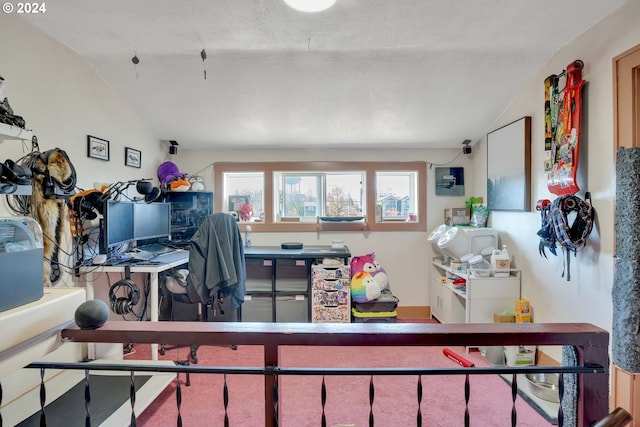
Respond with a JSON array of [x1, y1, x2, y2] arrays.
[[614, 44, 640, 150]]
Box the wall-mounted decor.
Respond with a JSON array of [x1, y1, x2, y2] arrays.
[[125, 147, 141, 168], [487, 116, 531, 211], [87, 135, 109, 161], [435, 167, 465, 196]]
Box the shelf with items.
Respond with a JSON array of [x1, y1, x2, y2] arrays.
[[430, 257, 521, 324], [0, 122, 33, 141], [242, 246, 351, 323]]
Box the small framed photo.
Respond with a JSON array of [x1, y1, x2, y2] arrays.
[[125, 147, 141, 168], [87, 135, 109, 161]]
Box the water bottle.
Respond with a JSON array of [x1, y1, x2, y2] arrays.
[[245, 225, 252, 248]]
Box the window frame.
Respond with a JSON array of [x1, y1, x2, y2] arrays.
[[214, 161, 427, 232]]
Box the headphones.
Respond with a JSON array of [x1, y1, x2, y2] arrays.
[[31, 149, 77, 198], [109, 278, 141, 315]]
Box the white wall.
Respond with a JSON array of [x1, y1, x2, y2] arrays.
[[0, 14, 166, 218], [471, 0, 640, 357], [177, 148, 476, 309]]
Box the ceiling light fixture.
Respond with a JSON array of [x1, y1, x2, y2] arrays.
[[284, 0, 336, 13]]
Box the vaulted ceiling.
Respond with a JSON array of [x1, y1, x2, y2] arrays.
[[21, 0, 628, 150]]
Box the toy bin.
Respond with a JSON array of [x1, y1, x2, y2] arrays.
[[351, 308, 397, 323]]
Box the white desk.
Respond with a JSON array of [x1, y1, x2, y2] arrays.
[[80, 250, 189, 360]]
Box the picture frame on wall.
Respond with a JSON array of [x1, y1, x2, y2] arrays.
[[486, 116, 531, 211], [87, 135, 110, 161], [125, 147, 141, 168]]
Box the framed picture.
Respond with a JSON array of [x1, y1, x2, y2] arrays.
[[87, 135, 109, 161], [435, 166, 465, 196], [487, 116, 531, 211], [125, 147, 141, 168]]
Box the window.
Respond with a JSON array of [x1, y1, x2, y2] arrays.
[[223, 172, 264, 221], [274, 171, 365, 222], [376, 171, 418, 222], [214, 162, 426, 232]]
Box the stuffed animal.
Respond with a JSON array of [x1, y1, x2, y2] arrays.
[[188, 175, 205, 191], [350, 271, 381, 303], [350, 252, 389, 291], [157, 161, 190, 192]]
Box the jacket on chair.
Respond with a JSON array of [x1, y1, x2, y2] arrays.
[[186, 213, 246, 309]]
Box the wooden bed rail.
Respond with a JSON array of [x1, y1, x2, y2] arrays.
[[62, 321, 610, 427]]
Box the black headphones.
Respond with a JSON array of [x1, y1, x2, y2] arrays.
[[31, 149, 77, 198], [109, 278, 141, 315]]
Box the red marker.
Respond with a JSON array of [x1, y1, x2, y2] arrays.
[[443, 348, 475, 367]]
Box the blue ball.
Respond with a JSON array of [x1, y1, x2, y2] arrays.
[[75, 299, 109, 329]]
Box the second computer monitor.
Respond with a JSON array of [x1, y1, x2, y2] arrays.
[[133, 202, 171, 241]]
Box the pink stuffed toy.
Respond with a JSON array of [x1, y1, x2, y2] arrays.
[[350, 252, 389, 292]]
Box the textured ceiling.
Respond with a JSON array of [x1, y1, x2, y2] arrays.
[[21, 0, 627, 150]]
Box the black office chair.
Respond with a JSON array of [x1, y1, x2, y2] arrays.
[[160, 212, 246, 363]]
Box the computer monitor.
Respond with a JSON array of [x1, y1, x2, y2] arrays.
[[100, 200, 135, 254], [133, 202, 171, 241]]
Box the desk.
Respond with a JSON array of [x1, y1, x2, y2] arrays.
[[80, 250, 189, 360]]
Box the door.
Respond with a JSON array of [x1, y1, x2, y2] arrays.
[[613, 44, 640, 150]]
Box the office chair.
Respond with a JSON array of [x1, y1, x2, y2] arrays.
[[160, 212, 246, 364]]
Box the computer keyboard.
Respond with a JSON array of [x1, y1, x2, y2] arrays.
[[150, 250, 188, 265]]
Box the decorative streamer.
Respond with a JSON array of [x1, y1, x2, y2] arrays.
[[131, 54, 140, 79], [200, 49, 207, 80]]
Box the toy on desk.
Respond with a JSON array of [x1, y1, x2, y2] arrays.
[[157, 161, 190, 192]]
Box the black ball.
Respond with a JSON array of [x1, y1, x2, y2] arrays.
[[75, 299, 109, 330]]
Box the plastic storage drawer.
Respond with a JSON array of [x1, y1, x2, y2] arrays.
[[312, 264, 350, 280], [275, 259, 308, 292], [241, 296, 273, 322], [275, 295, 308, 322]]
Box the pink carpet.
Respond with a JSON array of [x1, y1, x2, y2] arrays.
[[129, 340, 552, 426]]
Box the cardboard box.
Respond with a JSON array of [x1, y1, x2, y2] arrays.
[[494, 313, 515, 323], [444, 208, 470, 225]]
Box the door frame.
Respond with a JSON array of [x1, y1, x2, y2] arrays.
[[613, 43, 640, 150]]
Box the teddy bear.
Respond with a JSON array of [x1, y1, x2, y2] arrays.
[[350, 271, 382, 303], [350, 252, 389, 292], [157, 161, 190, 192]]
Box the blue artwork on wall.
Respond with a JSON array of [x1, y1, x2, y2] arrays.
[[435, 167, 464, 196]]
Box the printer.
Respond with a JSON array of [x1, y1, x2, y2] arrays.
[[0, 217, 44, 312]]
